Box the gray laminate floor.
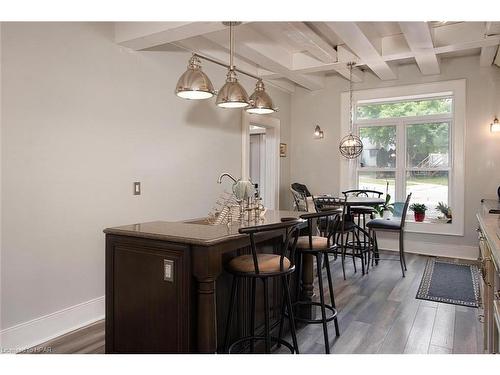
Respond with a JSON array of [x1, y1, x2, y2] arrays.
[[25, 252, 482, 354]]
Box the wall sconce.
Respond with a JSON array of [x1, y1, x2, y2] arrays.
[[490, 117, 500, 133], [314, 125, 324, 139]]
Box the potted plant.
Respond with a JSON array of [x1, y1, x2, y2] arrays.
[[373, 180, 394, 219], [373, 193, 394, 219], [410, 203, 427, 222], [436, 202, 452, 223]]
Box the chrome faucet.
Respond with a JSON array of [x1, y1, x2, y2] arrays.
[[217, 172, 237, 184]]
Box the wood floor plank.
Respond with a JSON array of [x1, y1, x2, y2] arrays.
[[351, 300, 401, 353], [25, 320, 105, 354], [430, 303, 455, 349], [453, 307, 479, 354], [378, 298, 421, 353], [403, 304, 437, 353], [428, 344, 452, 354], [24, 253, 483, 355], [330, 321, 372, 354]]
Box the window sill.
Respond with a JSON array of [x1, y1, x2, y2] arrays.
[[405, 220, 463, 236]]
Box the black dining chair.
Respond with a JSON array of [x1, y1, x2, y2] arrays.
[[366, 193, 412, 277], [223, 218, 302, 354]]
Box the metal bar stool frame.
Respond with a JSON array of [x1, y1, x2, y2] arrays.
[[223, 218, 303, 354], [281, 210, 341, 354]]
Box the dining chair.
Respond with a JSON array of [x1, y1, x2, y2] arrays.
[[290, 185, 315, 213], [366, 193, 412, 277]]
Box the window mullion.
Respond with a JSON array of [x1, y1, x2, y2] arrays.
[[396, 120, 406, 202]]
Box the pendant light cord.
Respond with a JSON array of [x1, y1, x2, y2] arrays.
[[229, 23, 234, 70], [349, 62, 354, 134]]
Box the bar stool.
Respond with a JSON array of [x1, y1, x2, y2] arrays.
[[285, 210, 341, 354], [223, 218, 302, 354], [342, 190, 382, 269], [366, 193, 412, 277]]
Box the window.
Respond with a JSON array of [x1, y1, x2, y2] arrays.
[[356, 101, 452, 219], [341, 80, 465, 236]]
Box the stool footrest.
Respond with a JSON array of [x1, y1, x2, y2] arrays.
[[289, 301, 338, 324], [228, 335, 296, 354]]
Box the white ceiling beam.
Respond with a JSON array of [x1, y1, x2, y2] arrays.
[[203, 28, 325, 90], [485, 22, 500, 36], [399, 22, 440, 75], [480, 22, 500, 67], [286, 22, 338, 63], [324, 22, 397, 80], [434, 35, 500, 54], [291, 51, 363, 82], [480, 46, 499, 67], [115, 22, 230, 50], [381, 31, 500, 61]]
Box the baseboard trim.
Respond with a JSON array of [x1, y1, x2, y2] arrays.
[[376, 236, 477, 260], [0, 296, 105, 353]]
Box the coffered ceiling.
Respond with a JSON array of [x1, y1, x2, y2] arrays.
[[114, 21, 500, 93]]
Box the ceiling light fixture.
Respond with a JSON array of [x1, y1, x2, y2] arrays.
[[174, 22, 275, 115], [216, 22, 249, 109], [246, 79, 276, 114], [314, 125, 324, 139], [339, 62, 363, 159], [175, 55, 215, 100]]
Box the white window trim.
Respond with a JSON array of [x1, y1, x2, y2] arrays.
[[340, 79, 466, 236]]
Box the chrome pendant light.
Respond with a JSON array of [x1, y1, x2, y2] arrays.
[[175, 54, 215, 99], [246, 79, 276, 114], [339, 62, 363, 159], [216, 22, 249, 108]]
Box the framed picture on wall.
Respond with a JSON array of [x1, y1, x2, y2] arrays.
[[280, 143, 287, 157]]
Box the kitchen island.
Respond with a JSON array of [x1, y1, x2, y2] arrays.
[[104, 210, 313, 353]]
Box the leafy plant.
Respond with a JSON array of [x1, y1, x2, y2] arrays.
[[436, 202, 452, 218], [373, 193, 394, 217], [373, 181, 394, 217], [410, 203, 427, 214]]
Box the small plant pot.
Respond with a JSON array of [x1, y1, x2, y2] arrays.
[[414, 212, 426, 222]]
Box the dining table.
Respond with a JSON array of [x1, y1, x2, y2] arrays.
[[313, 194, 386, 265]]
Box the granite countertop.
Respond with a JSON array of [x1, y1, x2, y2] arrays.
[[481, 199, 500, 214], [477, 204, 500, 267], [103, 210, 302, 246]]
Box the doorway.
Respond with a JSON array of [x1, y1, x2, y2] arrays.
[[241, 113, 280, 210], [249, 125, 266, 202]]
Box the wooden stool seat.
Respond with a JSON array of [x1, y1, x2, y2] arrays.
[[228, 254, 291, 274], [296, 236, 331, 251]]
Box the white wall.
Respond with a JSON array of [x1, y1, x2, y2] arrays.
[[291, 56, 500, 255], [0, 22, 292, 344]]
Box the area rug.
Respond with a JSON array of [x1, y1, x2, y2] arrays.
[[416, 258, 480, 307]]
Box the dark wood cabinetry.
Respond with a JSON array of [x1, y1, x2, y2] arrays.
[[106, 236, 192, 353], [104, 212, 312, 353]]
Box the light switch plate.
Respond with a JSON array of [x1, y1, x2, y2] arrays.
[[133, 182, 141, 195], [163, 259, 174, 282]]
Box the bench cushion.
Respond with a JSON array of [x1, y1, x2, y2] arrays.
[[366, 218, 401, 230]]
